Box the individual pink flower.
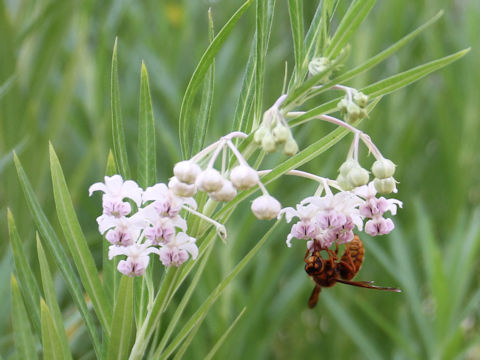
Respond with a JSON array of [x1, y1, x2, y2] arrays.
[[143, 183, 196, 218], [158, 232, 198, 267], [365, 217, 395, 236], [89, 175, 143, 207], [109, 241, 159, 277]]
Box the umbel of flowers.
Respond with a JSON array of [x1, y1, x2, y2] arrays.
[[90, 82, 402, 276]]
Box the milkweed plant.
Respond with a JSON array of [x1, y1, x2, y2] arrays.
[[8, 1, 469, 359]]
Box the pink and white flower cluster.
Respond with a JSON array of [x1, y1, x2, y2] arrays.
[[280, 181, 402, 250], [89, 175, 199, 276]]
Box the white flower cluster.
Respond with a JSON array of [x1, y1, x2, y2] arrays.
[[89, 175, 199, 276], [171, 132, 282, 220], [280, 181, 402, 250]]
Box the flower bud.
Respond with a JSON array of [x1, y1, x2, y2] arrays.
[[168, 177, 196, 197], [283, 138, 299, 156], [254, 125, 269, 145], [196, 168, 224, 193], [336, 174, 353, 191], [347, 166, 369, 187], [308, 57, 330, 76], [353, 92, 368, 107], [346, 102, 361, 122], [230, 165, 259, 190], [173, 160, 202, 184], [339, 159, 357, 177], [272, 124, 289, 144], [374, 177, 397, 194], [261, 134, 276, 153], [337, 98, 348, 112], [209, 180, 237, 202], [372, 159, 396, 179], [251, 195, 281, 220]]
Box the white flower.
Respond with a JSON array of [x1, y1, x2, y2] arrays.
[[196, 168, 224, 193], [209, 180, 237, 202], [109, 241, 159, 276], [173, 160, 202, 184], [96, 212, 146, 245], [230, 165, 259, 190], [158, 232, 198, 267], [89, 175, 143, 207], [143, 183, 196, 217], [251, 195, 281, 220]]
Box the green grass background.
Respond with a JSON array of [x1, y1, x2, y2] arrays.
[[1, 0, 479, 359]]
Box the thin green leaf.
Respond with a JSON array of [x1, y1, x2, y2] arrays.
[[111, 38, 130, 178], [40, 299, 64, 360], [204, 307, 247, 360], [159, 221, 280, 359], [332, 11, 444, 86], [36, 236, 72, 360], [11, 275, 38, 360], [103, 151, 120, 303], [49, 144, 112, 334], [0, 75, 15, 100], [303, 1, 324, 64], [192, 9, 215, 155], [153, 241, 215, 357], [107, 276, 134, 360], [179, 0, 253, 158], [13, 153, 102, 357], [253, 0, 268, 126], [326, 0, 376, 59], [138, 61, 156, 188], [289, 48, 470, 127], [288, 0, 305, 86], [7, 209, 41, 335], [322, 292, 382, 360]]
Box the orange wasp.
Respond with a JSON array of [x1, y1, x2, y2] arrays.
[[304, 234, 401, 308]]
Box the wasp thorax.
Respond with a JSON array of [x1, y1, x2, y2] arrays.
[[196, 168, 224, 193]]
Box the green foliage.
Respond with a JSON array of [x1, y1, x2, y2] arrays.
[[2, 1, 478, 359]]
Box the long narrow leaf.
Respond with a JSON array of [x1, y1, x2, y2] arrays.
[[287, 0, 305, 86], [253, 0, 268, 126], [13, 153, 102, 357], [49, 144, 112, 334], [40, 299, 64, 360], [138, 61, 156, 188], [7, 209, 41, 334], [111, 38, 130, 178], [11, 276, 38, 360], [192, 9, 215, 155], [107, 276, 134, 360], [326, 0, 376, 59], [36, 236, 72, 360], [179, 0, 253, 158], [160, 221, 280, 359]]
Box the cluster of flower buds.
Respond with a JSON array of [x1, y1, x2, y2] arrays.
[[336, 158, 370, 190], [254, 104, 298, 156], [371, 158, 397, 194], [280, 178, 402, 250], [171, 132, 282, 220], [308, 57, 332, 82], [89, 175, 223, 276], [337, 89, 369, 123]]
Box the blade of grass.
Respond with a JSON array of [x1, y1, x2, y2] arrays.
[[0, 75, 15, 100], [179, 0, 253, 158], [11, 275, 38, 360], [111, 38, 130, 178], [40, 299, 66, 360], [159, 221, 280, 359], [137, 61, 156, 188], [107, 276, 135, 360], [36, 236, 72, 360], [13, 153, 102, 357], [204, 307, 247, 360], [7, 209, 41, 335], [326, 0, 376, 59], [192, 9, 215, 155], [287, 0, 305, 86], [49, 144, 112, 335]]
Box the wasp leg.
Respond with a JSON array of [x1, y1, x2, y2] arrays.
[[308, 284, 322, 308], [304, 249, 311, 262]]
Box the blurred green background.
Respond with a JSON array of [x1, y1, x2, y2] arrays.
[[1, 0, 479, 359]]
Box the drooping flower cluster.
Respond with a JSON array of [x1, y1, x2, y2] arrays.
[[90, 175, 201, 276], [280, 179, 402, 251]]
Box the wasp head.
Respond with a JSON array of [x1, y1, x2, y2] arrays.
[[305, 251, 324, 275]]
